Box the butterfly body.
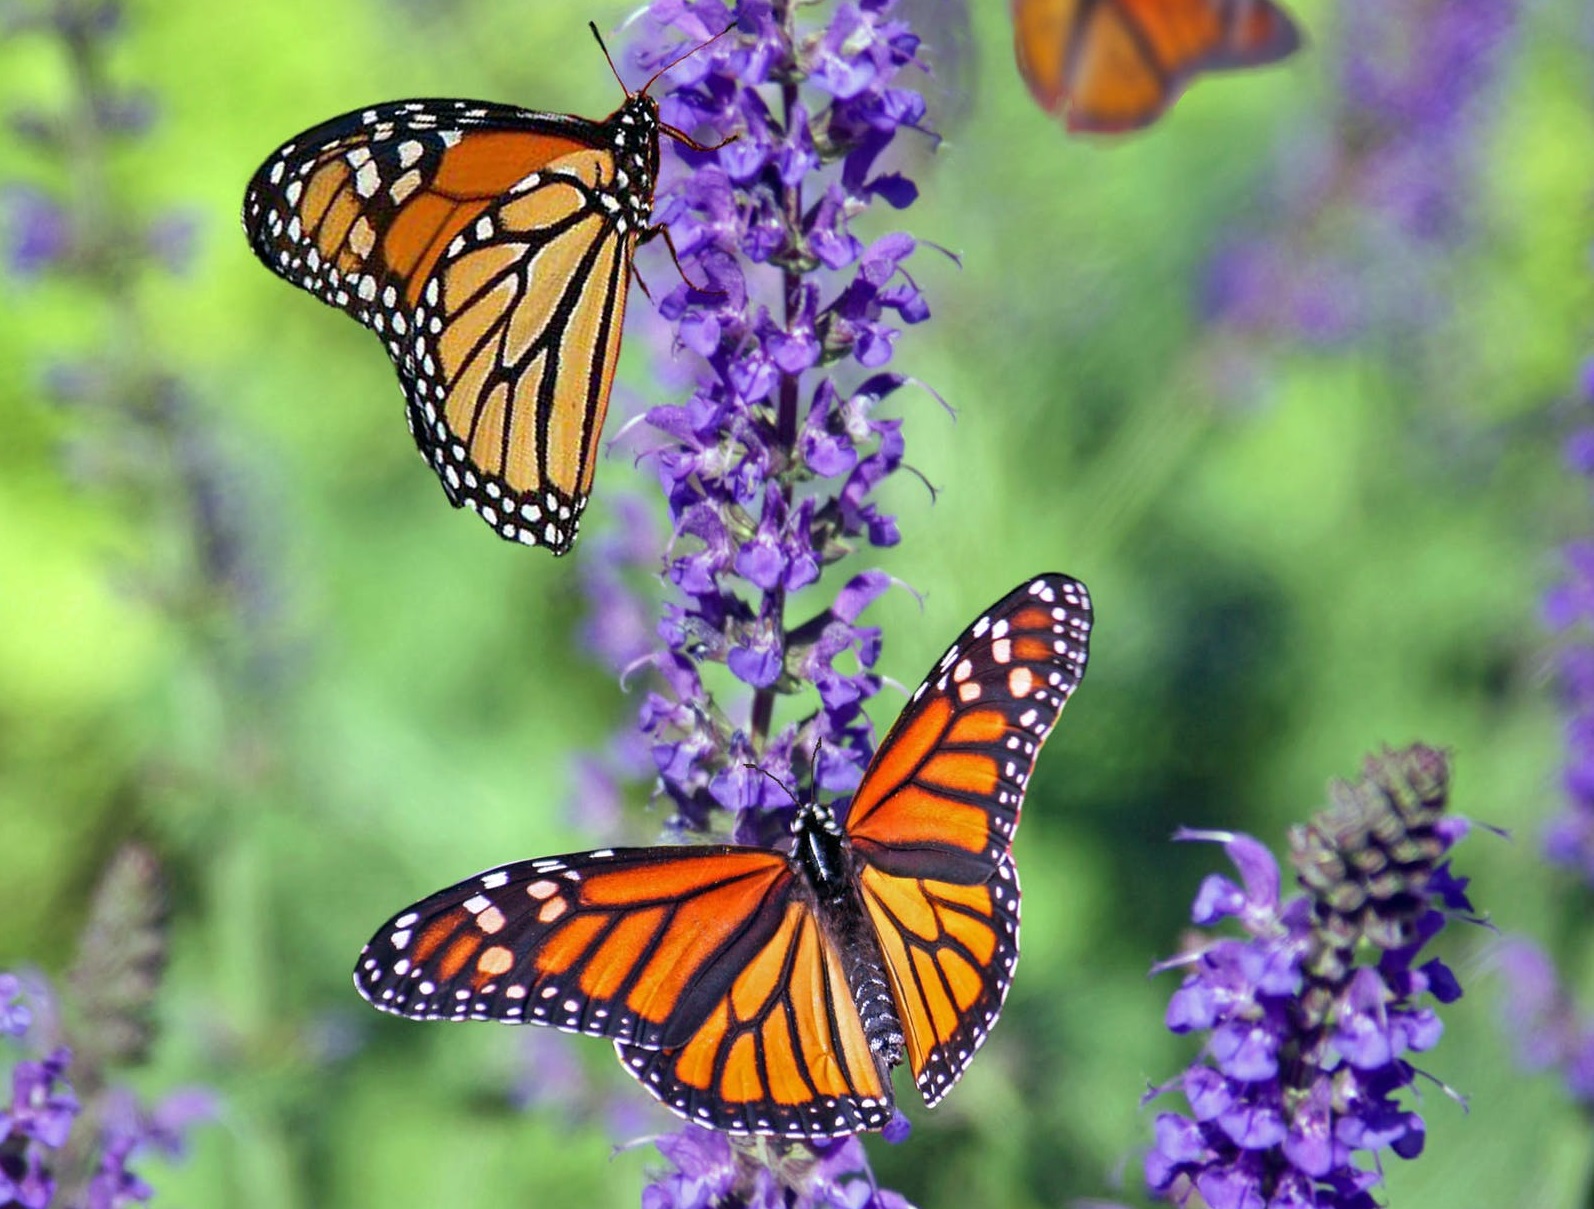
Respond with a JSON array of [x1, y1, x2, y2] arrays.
[[355, 575, 1093, 1137], [243, 91, 665, 553], [787, 799, 908, 1069]]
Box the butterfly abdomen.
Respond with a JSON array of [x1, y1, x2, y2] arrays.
[[792, 802, 907, 1070], [846, 945, 906, 1066]]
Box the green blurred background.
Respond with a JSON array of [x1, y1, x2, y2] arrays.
[[3, 0, 1593, 1204]]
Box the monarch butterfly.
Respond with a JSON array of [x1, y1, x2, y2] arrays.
[[241, 28, 724, 555], [1011, 0, 1301, 134], [354, 574, 1093, 1137]]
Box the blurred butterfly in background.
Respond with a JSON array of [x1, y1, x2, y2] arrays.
[[354, 574, 1093, 1137], [241, 27, 726, 555], [1011, 0, 1302, 134]]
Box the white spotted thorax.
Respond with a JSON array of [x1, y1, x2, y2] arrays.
[[241, 90, 668, 556], [349, 574, 1094, 1138], [607, 92, 662, 237]]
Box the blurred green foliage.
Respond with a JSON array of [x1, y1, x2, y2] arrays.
[[3, 0, 1593, 1205]]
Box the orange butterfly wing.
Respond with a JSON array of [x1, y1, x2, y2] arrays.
[[354, 575, 1094, 1136], [615, 898, 894, 1138], [244, 97, 655, 552], [355, 846, 795, 1049], [846, 574, 1092, 1101], [1011, 0, 1301, 133]]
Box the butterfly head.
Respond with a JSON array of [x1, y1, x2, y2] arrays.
[[590, 19, 740, 152], [790, 799, 844, 840]]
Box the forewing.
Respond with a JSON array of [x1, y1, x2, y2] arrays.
[[1011, 0, 1300, 133], [845, 573, 1092, 881], [858, 853, 1021, 1105], [354, 846, 794, 1049], [846, 573, 1089, 1105], [242, 99, 629, 552], [613, 899, 894, 1139]]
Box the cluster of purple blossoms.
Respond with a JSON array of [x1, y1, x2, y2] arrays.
[[642, 1127, 911, 1209], [1146, 745, 1476, 1209], [6, 0, 277, 671], [1543, 359, 1594, 882], [1, 978, 77, 1209], [2, 0, 198, 284], [1202, 0, 1518, 350], [0, 849, 213, 1209], [1505, 321, 1594, 1106], [1492, 940, 1594, 1108], [611, 0, 932, 853], [0, 979, 213, 1209], [561, 0, 934, 1201]]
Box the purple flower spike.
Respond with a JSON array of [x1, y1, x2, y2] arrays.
[[1199, 0, 1519, 353], [7, 0, 233, 1194], [0, 975, 31, 1039], [1148, 746, 1478, 1208], [1546, 348, 1594, 886], [615, 0, 929, 847], [1495, 938, 1594, 1108], [558, 2, 934, 1199], [645, 1127, 740, 1209], [2, 185, 74, 278]]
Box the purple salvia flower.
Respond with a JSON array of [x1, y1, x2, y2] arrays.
[[559, 0, 934, 1199], [641, 1127, 914, 1209], [579, 495, 668, 676], [643, 1127, 748, 1209], [1201, 0, 1519, 351], [621, 0, 929, 849], [0, 859, 213, 1206], [81, 1086, 216, 1209], [1495, 939, 1594, 1106], [1147, 745, 1476, 1208], [0, 975, 32, 1040], [5, 1048, 80, 1150], [1, 185, 74, 278], [1546, 361, 1594, 882], [0, 997, 78, 1209]]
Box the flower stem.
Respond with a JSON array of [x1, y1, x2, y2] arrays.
[[750, 0, 805, 752]]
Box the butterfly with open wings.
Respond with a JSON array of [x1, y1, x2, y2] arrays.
[[354, 574, 1093, 1138], [1012, 0, 1302, 134], [242, 29, 726, 555]]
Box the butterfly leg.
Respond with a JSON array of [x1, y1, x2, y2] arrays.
[[659, 122, 739, 154], [629, 259, 657, 304], [641, 221, 721, 296]]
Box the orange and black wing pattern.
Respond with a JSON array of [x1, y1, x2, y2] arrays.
[[615, 896, 894, 1138], [243, 95, 659, 553], [354, 846, 796, 1050], [846, 574, 1092, 1102], [353, 575, 1093, 1137], [1011, 0, 1301, 133]]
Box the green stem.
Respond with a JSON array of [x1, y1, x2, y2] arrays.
[[749, 2, 803, 751]]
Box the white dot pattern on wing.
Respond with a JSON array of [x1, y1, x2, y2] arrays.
[[883, 574, 1092, 1102], [616, 1043, 894, 1140], [242, 93, 663, 555], [349, 575, 1093, 1138]]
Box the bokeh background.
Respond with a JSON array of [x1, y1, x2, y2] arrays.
[[3, 0, 1593, 1205]]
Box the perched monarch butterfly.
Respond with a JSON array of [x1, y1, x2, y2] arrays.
[[241, 28, 725, 555], [1011, 0, 1301, 134], [354, 574, 1093, 1137]]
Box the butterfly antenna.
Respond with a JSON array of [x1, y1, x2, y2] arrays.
[[743, 763, 800, 808], [641, 21, 738, 96], [589, 21, 631, 96]]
